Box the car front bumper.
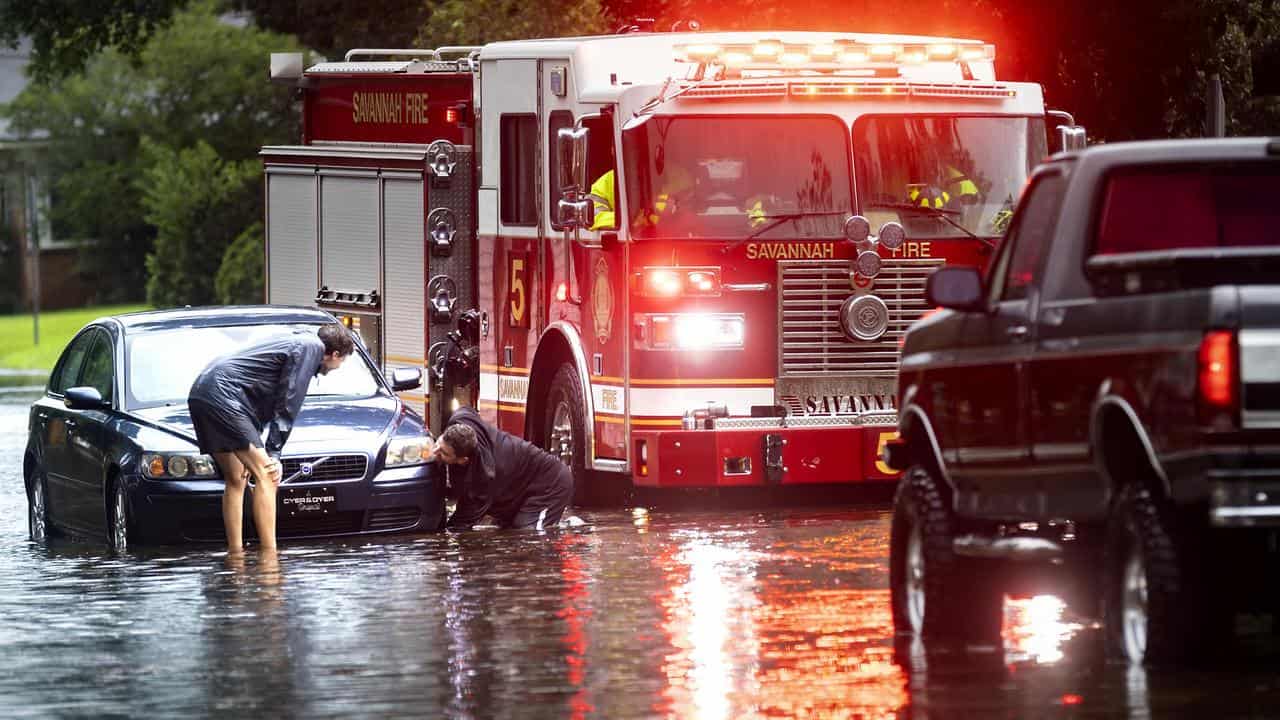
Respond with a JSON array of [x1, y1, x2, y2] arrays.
[[124, 464, 445, 543]]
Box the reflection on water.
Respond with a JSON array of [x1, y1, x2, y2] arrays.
[[1003, 595, 1088, 665], [4, 402, 1280, 717]]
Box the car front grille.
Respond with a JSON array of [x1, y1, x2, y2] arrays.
[[281, 454, 368, 483], [779, 258, 944, 376], [368, 508, 421, 531]]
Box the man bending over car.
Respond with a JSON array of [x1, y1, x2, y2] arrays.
[[430, 406, 573, 531], [188, 323, 354, 552]]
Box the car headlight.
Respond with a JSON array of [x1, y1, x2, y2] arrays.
[[141, 453, 219, 479], [385, 433, 433, 468]]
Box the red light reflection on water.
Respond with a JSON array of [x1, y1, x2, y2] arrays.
[[558, 534, 594, 720], [655, 530, 907, 719]]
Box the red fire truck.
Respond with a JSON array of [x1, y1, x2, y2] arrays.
[[261, 30, 1083, 502]]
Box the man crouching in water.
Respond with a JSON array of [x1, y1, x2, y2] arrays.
[[429, 406, 573, 530]]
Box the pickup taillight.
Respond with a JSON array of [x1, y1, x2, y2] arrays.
[[1198, 330, 1238, 429]]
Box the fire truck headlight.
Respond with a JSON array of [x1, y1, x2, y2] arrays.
[[638, 313, 744, 350], [674, 314, 745, 350]]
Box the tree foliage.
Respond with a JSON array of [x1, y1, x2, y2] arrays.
[[416, 0, 608, 48], [0, 0, 186, 83], [141, 139, 259, 307], [2, 1, 301, 304], [232, 0, 427, 61], [216, 221, 265, 305]]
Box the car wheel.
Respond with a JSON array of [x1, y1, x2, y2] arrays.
[[890, 465, 1003, 643], [28, 470, 50, 543], [108, 481, 133, 552], [1103, 484, 1220, 664], [543, 364, 596, 505]]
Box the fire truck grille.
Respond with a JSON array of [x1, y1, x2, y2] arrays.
[[779, 258, 945, 376]]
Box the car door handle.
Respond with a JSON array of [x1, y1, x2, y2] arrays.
[[1006, 325, 1029, 340]]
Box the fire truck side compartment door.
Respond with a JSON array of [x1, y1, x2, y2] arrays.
[[266, 166, 318, 308], [383, 170, 426, 414], [320, 169, 381, 298]]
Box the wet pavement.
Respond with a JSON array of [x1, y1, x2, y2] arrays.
[[3, 397, 1280, 718]]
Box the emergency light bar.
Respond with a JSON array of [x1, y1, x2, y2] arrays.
[[675, 40, 994, 72], [677, 79, 1017, 101]]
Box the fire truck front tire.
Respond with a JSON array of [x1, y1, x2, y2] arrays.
[[544, 364, 590, 505]]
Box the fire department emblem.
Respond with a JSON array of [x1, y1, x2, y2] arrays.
[[592, 256, 613, 344]]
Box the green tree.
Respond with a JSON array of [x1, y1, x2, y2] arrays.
[[2, 1, 301, 303], [417, 0, 607, 47], [0, 0, 187, 82], [215, 221, 265, 304], [233, 0, 427, 61], [141, 139, 259, 307]]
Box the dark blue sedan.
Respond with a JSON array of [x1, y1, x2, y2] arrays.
[[22, 306, 445, 549]]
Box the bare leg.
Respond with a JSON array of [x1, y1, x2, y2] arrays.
[[212, 452, 248, 553], [234, 446, 280, 551]]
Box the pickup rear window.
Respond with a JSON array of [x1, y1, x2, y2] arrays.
[[1096, 164, 1280, 254]]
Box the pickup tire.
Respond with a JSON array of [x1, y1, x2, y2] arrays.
[[890, 465, 1003, 644], [1103, 484, 1225, 664]]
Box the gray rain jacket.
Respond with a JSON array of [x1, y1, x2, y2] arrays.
[[188, 332, 325, 455]]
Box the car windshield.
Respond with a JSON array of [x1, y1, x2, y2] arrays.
[[125, 323, 382, 409], [622, 116, 852, 240], [853, 115, 1048, 239]]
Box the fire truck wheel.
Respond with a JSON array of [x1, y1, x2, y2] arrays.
[[544, 364, 589, 504], [890, 465, 1002, 645]]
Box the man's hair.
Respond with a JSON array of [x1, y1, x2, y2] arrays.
[[441, 423, 478, 460], [318, 322, 356, 356]]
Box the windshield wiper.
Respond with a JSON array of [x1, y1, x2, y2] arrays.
[[867, 201, 996, 248], [723, 211, 849, 254]]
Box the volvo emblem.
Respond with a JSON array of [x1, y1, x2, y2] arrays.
[[300, 462, 314, 477]]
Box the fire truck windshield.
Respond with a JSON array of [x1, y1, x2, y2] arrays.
[[622, 116, 852, 241], [853, 115, 1048, 239]]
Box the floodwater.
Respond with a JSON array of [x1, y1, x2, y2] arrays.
[[3, 398, 1280, 719]]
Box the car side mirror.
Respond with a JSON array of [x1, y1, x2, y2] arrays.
[[925, 266, 986, 312], [390, 367, 423, 392], [64, 386, 108, 410]]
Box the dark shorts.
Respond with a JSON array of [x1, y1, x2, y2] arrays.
[[188, 398, 263, 455], [508, 465, 573, 530]]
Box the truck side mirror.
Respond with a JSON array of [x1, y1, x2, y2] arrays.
[[556, 126, 591, 229], [1047, 110, 1087, 153], [1057, 124, 1088, 152], [925, 266, 986, 312]]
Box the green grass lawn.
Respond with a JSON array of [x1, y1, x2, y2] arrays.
[[0, 305, 149, 373]]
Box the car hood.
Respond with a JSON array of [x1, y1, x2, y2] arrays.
[[130, 395, 400, 456]]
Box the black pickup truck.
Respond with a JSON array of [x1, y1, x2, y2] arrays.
[[884, 137, 1280, 664]]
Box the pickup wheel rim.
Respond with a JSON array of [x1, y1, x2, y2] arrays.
[[1122, 544, 1148, 662], [111, 485, 129, 552], [550, 400, 575, 467], [29, 478, 47, 542], [905, 522, 926, 633]]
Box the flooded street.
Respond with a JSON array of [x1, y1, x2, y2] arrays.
[[3, 399, 1280, 718]]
